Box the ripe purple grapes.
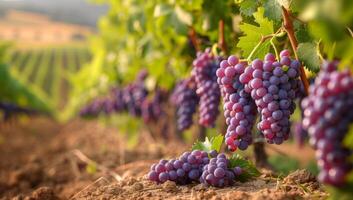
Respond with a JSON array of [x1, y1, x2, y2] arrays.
[[141, 89, 165, 123], [217, 50, 301, 149], [147, 150, 213, 184], [200, 153, 243, 187], [192, 49, 221, 128], [302, 61, 353, 186], [0, 102, 35, 121], [148, 150, 244, 187], [80, 70, 149, 118], [171, 78, 199, 131], [216, 56, 257, 151], [241, 51, 301, 144]]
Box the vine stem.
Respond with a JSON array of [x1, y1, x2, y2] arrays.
[[188, 27, 200, 52], [281, 6, 309, 95], [247, 34, 277, 61], [218, 19, 227, 54]]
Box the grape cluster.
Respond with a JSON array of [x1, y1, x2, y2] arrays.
[[301, 61, 353, 186], [193, 49, 221, 127], [111, 88, 126, 112], [171, 78, 199, 131], [216, 56, 257, 151], [217, 50, 301, 151], [141, 89, 165, 123], [122, 82, 148, 116], [80, 70, 156, 119], [148, 150, 211, 184], [80, 98, 113, 117], [0, 102, 35, 121], [148, 150, 244, 187], [200, 153, 242, 187], [240, 50, 301, 144]]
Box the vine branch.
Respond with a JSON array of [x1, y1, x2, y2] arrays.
[[282, 6, 309, 95], [218, 19, 227, 54], [188, 27, 200, 52]]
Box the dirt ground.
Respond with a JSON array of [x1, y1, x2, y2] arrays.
[[0, 117, 327, 200]]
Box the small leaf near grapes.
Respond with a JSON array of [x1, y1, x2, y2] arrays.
[[192, 134, 224, 153], [229, 154, 260, 182], [297, 42, 320, 73]]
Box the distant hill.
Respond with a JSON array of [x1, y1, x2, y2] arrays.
[[0, 0, 108, 28]]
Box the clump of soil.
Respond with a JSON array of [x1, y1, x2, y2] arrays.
[[0, 117, 327, 199]]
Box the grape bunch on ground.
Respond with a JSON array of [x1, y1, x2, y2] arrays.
[[147, 149, 248, 187]]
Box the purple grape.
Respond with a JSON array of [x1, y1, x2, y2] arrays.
[[192, 49, 222, 128], [80, 70, 150, 118], [171, 78, 199, 131], [200, 154, 243, 187], [302, 61, 353, 187], [244, 50, 300, 144], [147, 150, 211, 184]]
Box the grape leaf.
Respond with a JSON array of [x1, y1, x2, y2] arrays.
[[153, 3, 172, 17], [239, 0, 259, 17], [229, 154, 261, 182], [237, 7, 274, 59], [297, 42, 320, 73], [192, 134, 224, 153], [175, 6, 192, 26], [295, 25, 312, 43], [263, 0, 282, 22]]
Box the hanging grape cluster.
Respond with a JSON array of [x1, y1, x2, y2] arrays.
[[216, 56, 257, 151], [170, 78, 199, 131], [192, 49, 222, 128], [217, 50, 301, 151], [0, 102, 36, 121], [301, 61, 353, 186], [80, 70, 164, 122]]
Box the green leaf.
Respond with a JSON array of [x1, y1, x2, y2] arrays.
[[153, 4, 172, 17], [229, 154, 261, 182], [237, 7, 274, 59], [239, 0, 259, 17], [297, 42, 320, 73], [175, 6, 192, 26], [295, 25, 312, 43], [263, 0, 282, 22], [192, 134, 224, 153]]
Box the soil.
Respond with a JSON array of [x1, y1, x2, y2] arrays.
[[0, 117, 328, 200]]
